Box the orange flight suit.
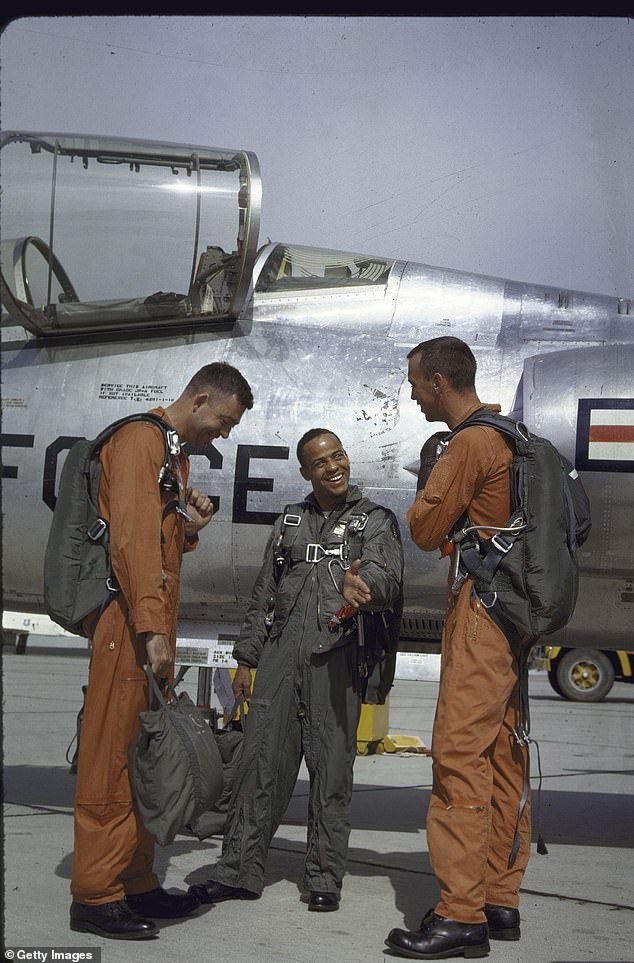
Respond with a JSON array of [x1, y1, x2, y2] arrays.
[[71, 409, 196, 904], [407, 402, 531, 924]]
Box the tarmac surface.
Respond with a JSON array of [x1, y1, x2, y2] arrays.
[[2, 638, 633, 963]]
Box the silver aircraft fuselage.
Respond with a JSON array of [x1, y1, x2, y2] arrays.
[[1, 131, 633, 648]]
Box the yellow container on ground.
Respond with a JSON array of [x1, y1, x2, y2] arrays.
[[357, 700, 390, 743]]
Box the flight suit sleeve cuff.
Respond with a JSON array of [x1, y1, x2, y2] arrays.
[[132, 601, 169, 637], [232, 642, 260, 669]]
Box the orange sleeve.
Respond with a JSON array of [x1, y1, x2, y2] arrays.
[[406, 427, 506, 551], [100, 423, 170, 636]]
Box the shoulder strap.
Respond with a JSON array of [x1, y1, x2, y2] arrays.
[[448, 410, 529, 449], [272, 502, 309, 583], [90, 412, 177, 480], [279, 501, 309, 541], [89, 414, 181, 546], [280, 500, 308, 522]]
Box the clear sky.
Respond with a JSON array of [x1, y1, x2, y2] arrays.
[[2, 15, 632, 296]]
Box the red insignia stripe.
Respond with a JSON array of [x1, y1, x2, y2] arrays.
[[588, 425, 634, 443]]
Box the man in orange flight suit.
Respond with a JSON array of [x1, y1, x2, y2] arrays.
[[386, 337, 530, 961], [70, 362, 253, 941]]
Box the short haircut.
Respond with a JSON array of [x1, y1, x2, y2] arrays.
[[184, 362, 254, 410], [296, 428, 343, 466], [407, 336, 476, 390]]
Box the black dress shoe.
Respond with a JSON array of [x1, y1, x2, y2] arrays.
[[70, 900, 157, 940], [308, 891, 340, 912], [483, 903, 520, 941], [187, 879, 260, 904], [126, 886, 200, 919], [385, 910, 489, 959]]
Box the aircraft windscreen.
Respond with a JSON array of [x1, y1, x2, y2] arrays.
[[255, 244, 394, 293], [0, 133, 260, 334]]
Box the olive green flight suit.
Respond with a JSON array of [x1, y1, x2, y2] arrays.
[[211, 485, 403, 896]]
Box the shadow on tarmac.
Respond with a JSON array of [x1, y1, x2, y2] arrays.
[[180, 841, 437, 931], [5, 765, 633, 850], [31, 791, 435, 929]]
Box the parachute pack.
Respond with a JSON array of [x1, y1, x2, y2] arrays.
[[43, 413, 179, 637], [442, 410, 592, 651]]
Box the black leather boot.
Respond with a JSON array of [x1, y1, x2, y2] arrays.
[[483, 903, 521, 941], [385, 909, 489, 959], [187, 879, 260, 904], [70, 900, 157, 940], [308, 891, 340, 912]]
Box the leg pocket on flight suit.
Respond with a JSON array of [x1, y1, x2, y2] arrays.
[[113, 667, 149, 791], [222, 697, 275, 868], [452, 592, 482, 666], [240, 697, 275, 783], [441, 612, 469, 695]]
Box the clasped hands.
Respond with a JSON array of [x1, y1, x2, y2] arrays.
[[184, 487, 214, 538]]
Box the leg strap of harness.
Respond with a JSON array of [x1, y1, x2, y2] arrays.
[[508, 647, 530, 868], [482, 608, 548, 866], [507, 643, 548, 865]]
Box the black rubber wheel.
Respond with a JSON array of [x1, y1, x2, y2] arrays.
[[547, 667, 564, 697], [556, 648, 615, 702]]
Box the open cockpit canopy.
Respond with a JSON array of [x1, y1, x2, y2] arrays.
[[0, 131, 261, 336]]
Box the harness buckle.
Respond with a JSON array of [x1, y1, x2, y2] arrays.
[[490, 533, 513, 554], [283, 513, 302, 527], [512, 723, 530, 747], [166, 429, 181, 456], [451, 570, 469, 597], [306, 543, 326, 563], [480, 591, 498, 609], [306, 543, 345, 564], [158, 467, 179, 492], [87, 518, 108, 541], [348, 513, 368, 534], [450, 544, 467, 596], [175, 503, 194, 522]]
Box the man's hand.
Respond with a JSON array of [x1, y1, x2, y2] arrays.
[[143, 632, 172, 677], [232, 664, 253, 701], [184, 487, 214, 537], [342, 558, 372, 609]]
